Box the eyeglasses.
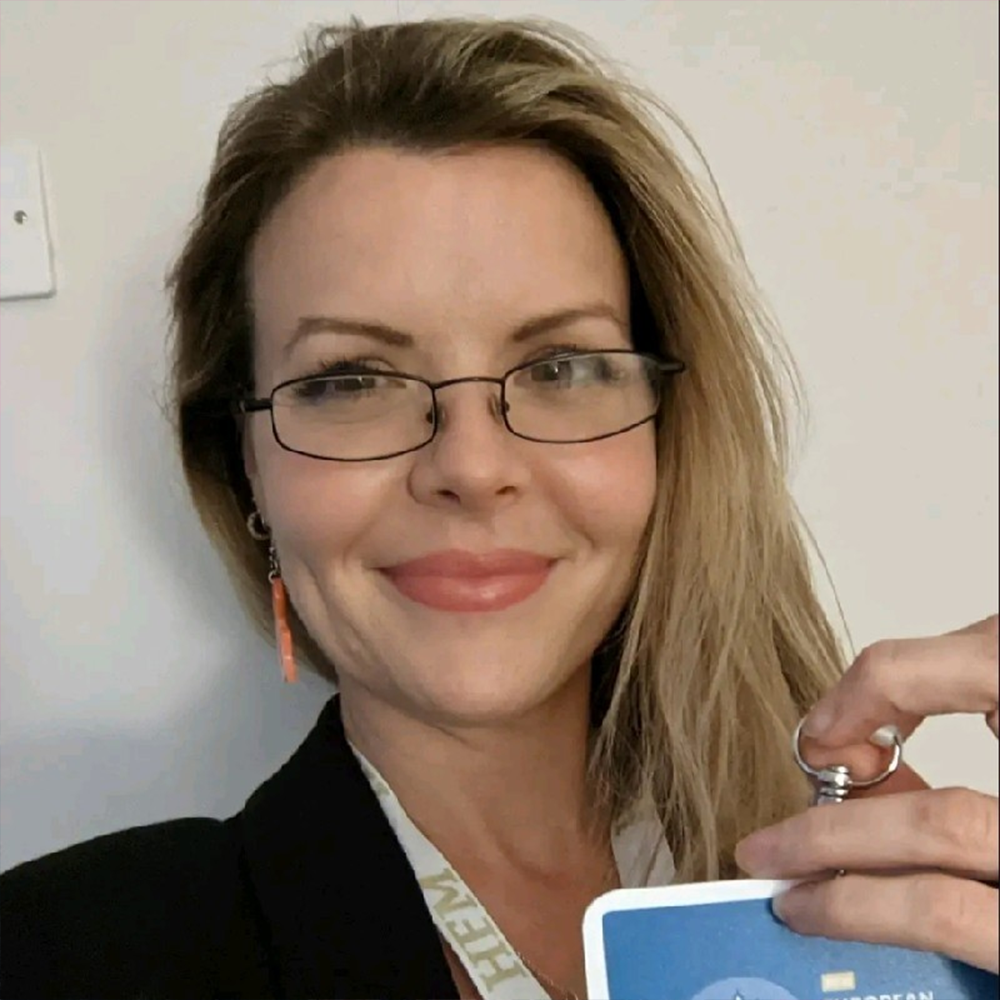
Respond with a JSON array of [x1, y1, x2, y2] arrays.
[[236, 349, 686, 462]]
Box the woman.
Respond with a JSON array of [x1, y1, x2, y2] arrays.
[[1, 15, 996, 999]]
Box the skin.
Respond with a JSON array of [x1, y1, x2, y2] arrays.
[[736, 614, 999, 973], [245, 144, 655, 733], [245, 143, 658, 997], [242, 141, 998, 988]]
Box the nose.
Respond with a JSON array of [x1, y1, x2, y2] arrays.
[[407, 379, 530, 514]]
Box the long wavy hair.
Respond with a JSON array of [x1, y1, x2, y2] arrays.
[[166, 16, 846, 882]]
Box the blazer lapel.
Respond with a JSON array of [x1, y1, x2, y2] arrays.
[[237, 695, 459, 999]]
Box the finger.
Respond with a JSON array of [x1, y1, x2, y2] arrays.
[[735, 788, 999, 881], [852, 760, 930, 798], [954, 615, 1000, 738], [773, 872, 999, 974], [797, 737, 929, 792], [803, 615, 999, 748]]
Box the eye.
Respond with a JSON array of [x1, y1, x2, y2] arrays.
[[283, 355, 399, 403], [527, 353, 619, 385], [292, 374, 382, 402]]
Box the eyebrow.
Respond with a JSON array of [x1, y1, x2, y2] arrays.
[[282, 303, 627, 357]]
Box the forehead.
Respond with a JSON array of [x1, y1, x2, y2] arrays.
[[247, 144, 629, 352]]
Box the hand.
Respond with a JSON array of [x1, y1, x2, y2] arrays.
[[734, 614, 999, 973]]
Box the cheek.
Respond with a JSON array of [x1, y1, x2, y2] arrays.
[[255, 444, 397, 563], [548, 426, 657, 547]]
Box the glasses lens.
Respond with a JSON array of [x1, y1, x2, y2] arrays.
[[505, 352, 660, 442], [272, 373, 434, 459]]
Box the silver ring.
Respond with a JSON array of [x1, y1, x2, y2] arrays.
[[792, 718, 903, 789]]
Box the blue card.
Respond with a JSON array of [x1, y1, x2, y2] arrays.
[[583, 880, 998, 1000]]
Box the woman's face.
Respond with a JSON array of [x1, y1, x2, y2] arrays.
[[246, 144, 657, 723]]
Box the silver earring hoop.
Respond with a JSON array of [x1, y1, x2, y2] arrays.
[[247, 509, 270, 541]]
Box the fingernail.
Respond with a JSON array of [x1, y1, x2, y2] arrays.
[[869, 724, 901, 748], [771, 892, 792, 923], [802, 702, 836, 739]]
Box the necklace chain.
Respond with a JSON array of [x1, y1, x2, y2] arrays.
[[440, 933, 580, 1000], [507, 858, 619, 1000], [514, 953, 579, 1000]]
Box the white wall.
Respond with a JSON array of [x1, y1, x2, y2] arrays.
[[1, 0, 996, 873]]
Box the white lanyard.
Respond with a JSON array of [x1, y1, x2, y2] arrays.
[[350, 743, 674, 1000]]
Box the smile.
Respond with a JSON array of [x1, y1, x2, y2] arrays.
[[378, 549, 556, 612]]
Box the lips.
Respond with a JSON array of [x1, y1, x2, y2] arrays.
[[378, 549, 556, 612]]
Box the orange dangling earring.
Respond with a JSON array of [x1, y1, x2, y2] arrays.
[[267, 544, 298, 684], [247, 510, 298, 684]]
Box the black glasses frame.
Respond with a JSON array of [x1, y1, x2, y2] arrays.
[[235, 349, 686, 462]]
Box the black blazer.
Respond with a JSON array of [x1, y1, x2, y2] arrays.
[[0, 695, 461, 999]]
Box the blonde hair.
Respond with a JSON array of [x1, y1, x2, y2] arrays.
[[166, 16, 845, 882]]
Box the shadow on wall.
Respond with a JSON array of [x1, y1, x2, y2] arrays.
[[0, 240, 335, 874], [0, 651, 333, 872]]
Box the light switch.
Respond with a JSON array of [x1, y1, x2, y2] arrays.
[[1, 142, 56, 300]]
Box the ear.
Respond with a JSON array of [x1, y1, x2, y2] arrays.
[[240, 416, 266, 521]]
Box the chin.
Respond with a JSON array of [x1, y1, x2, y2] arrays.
[[391, 652, 585, 726], [319, 570, 619, 723]]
